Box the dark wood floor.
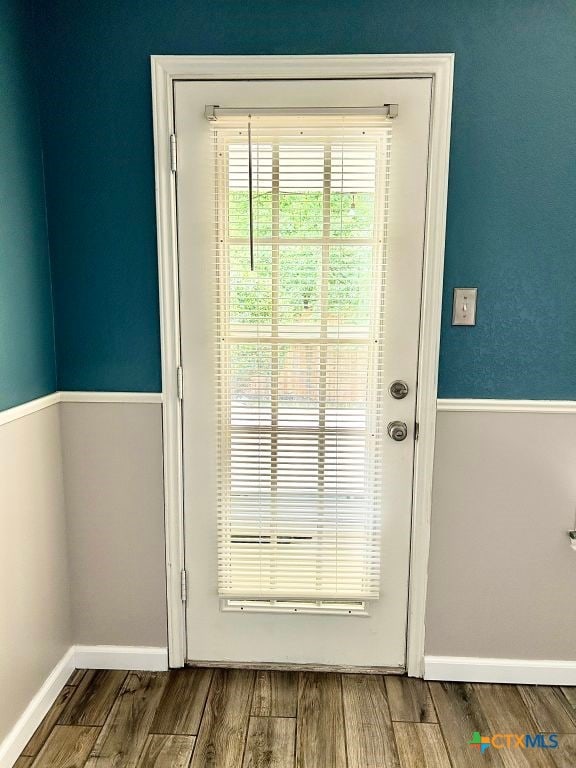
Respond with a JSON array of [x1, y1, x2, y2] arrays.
[[14, 668, 576, 767]]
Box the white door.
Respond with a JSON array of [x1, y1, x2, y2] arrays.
[[175, 76, 431, 669]]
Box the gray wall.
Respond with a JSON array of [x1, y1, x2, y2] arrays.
[[57, 402, 576, 662], [0, 405, 71, 741], [0, 400, 166, 748], [59, 402, 167, 647], [426, 409, 576, 660]]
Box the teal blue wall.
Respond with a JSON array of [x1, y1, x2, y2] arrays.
[[34, 0, 576, 398], [0, 0, 55, 410]]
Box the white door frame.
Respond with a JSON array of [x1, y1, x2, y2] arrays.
[[151, 54, 454, 675]]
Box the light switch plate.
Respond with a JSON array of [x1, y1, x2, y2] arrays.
[[452, 287, 477, 326]]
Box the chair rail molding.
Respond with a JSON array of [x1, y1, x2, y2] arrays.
[[438, 398, 576, 413], [59, 392, 163, 404], [0, 392, 60, 427], [0, 392, 164, 428]]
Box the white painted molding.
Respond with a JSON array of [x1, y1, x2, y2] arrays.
[[74, 645, 169, 672], [406, 53, 454, 678], [14, 393, 576, 416], [152, 53, 456, 80], [151, 52, 455, 674], [425, 655, 576, 685], [0, 647, 75, 768], [151, 53, 187, 668], [0, 392, 60, 427], [59, 391, 163, 404], [437, 398, 576, 414], [0, 645, 168, 767], [0, 392, 164, 428], [9, 393, 576, 418]]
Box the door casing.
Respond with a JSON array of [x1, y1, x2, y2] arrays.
[[150, 53, 454, 675]]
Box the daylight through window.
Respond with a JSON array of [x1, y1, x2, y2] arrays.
[[212, 115, 392, 600]]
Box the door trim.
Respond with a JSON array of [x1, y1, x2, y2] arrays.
[[151, 54, 454, 674]]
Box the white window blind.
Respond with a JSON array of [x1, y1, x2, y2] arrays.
[[211, 115, 392, 601]]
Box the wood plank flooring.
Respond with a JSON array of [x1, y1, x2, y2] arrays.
[[15, 668, 576, 767]]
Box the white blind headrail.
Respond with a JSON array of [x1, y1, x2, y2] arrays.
[[212, 114, 392, 601], [205, 104, 399, 120]]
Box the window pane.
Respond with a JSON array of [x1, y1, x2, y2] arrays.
[[228, 190, 272, 239], [229, 245, 272, 326], [278, 343, 321, 429], [228, 141, 272, 239], [230, 343, 272, 410], [330, 192, 375, 239], [278, 144, 324, 238], [278, 246, 322, 328], [328, 246, 373, 327], [279, 191, 323, 238], [330, 142, 377, 239]]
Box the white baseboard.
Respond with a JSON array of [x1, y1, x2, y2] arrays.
[[0, 647, 76, 768], [74, 645, 168, 672], [425, 655, 576, 685], [0, 645, 168, 768]]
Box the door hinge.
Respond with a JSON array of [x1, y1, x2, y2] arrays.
[[180, 569, 187, 602], [414, 421, 420, 441], [170, 133, 177, 173], [177, 365, 183, 400]]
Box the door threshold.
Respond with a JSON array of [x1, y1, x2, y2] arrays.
[[185, 659, 406, 675]]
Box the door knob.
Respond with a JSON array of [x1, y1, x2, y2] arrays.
[[387, 421, 408, 442], [389, 380, 409, 400]]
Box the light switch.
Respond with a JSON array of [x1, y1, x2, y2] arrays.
[[452, 287, 477, 326]]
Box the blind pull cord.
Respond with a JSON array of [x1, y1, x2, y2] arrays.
[[248, 118, 255, 271]]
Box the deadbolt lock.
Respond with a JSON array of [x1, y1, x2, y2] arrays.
[[389, 380, 409, 400], [387, 421, 408, 442]]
